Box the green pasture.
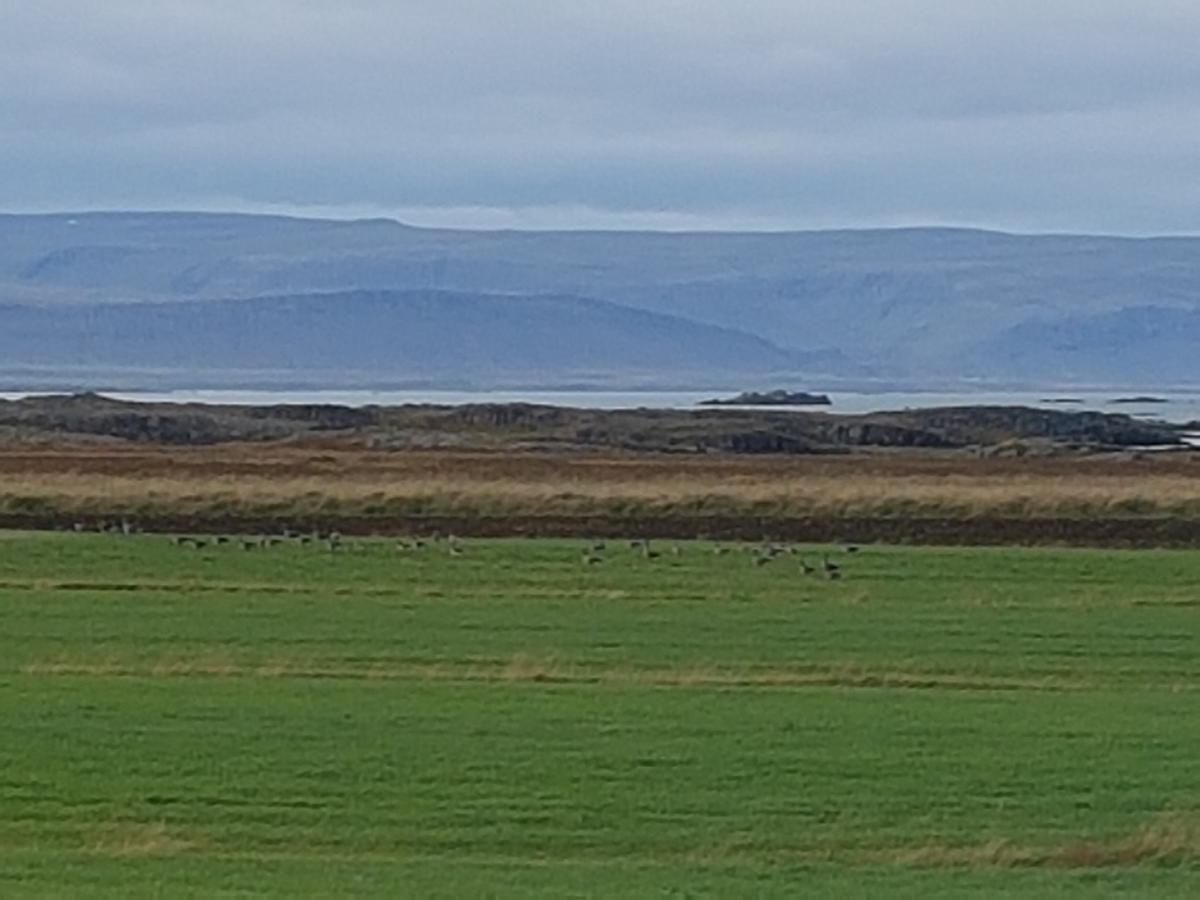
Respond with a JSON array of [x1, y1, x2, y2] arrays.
[[1, 532, 1199, 896]]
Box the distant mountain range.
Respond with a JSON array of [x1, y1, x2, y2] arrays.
[[1, 211, 1197, 388]]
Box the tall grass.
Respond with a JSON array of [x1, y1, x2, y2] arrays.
[[3, 469, 1200, 519]]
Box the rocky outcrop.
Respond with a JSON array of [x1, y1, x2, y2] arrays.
[[0, 394, 1184, 452]]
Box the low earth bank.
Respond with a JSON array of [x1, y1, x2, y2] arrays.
[[8, 512, 1200, 548]]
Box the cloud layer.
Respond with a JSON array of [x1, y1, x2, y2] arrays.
[[4, 1, 1199, 232]]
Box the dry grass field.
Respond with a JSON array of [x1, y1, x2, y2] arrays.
[[1, 445, 1200, 543]]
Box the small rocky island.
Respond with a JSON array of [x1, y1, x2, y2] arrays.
[[700, 389, 832, 407]]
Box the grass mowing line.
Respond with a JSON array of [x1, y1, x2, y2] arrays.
[[19, 655, 1097, 693], [35, 814, 1200, 872], [85, 822, 211, 858], [0, 579, 317, 595], [0, 579, 421, 597], [877, 815, 1200, 870]]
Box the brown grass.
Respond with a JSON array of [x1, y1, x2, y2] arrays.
[[87, 822, 206, 857], [1, 446, 1199, 522], [883, 815, 1200, 869]]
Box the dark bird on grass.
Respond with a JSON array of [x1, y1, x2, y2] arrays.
[[591, 541, 606, 552], [822, 555, 841, 575], [843, 545, 861, 554]]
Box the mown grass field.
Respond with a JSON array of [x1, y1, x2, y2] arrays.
[[2, 531, 1200, 896]]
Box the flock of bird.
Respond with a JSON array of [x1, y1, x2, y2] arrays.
[[582, 538, 855, 578], [78, 519, 858, 577]]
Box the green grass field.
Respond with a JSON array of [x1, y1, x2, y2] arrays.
[[2, 532, 1200, 896]]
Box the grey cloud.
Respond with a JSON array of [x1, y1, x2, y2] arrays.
[[2, 1, 1199, 232]]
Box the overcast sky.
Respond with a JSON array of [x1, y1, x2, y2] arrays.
[[3, 1, 1199, 233]]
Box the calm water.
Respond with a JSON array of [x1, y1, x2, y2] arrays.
[[4, 388, 1199, 424]]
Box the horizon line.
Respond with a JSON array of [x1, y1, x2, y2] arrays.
[[3, 207, 1199, 241]]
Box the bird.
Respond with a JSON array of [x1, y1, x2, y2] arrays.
[[843, 544, 861, 554]]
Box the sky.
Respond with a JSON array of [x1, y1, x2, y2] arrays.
[[3, 1, 1200, 233]]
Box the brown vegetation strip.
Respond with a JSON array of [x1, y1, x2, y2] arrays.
[[86, 822, 208, 858], [20, 656, 1090, 693], [69, 816, 1200, 871], [877, 816, 1200, 869], [4, 445, 1200, 545]]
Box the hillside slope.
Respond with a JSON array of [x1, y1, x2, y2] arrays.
[[0, 288, 802, 385], [2, 212, 1198, 384]]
